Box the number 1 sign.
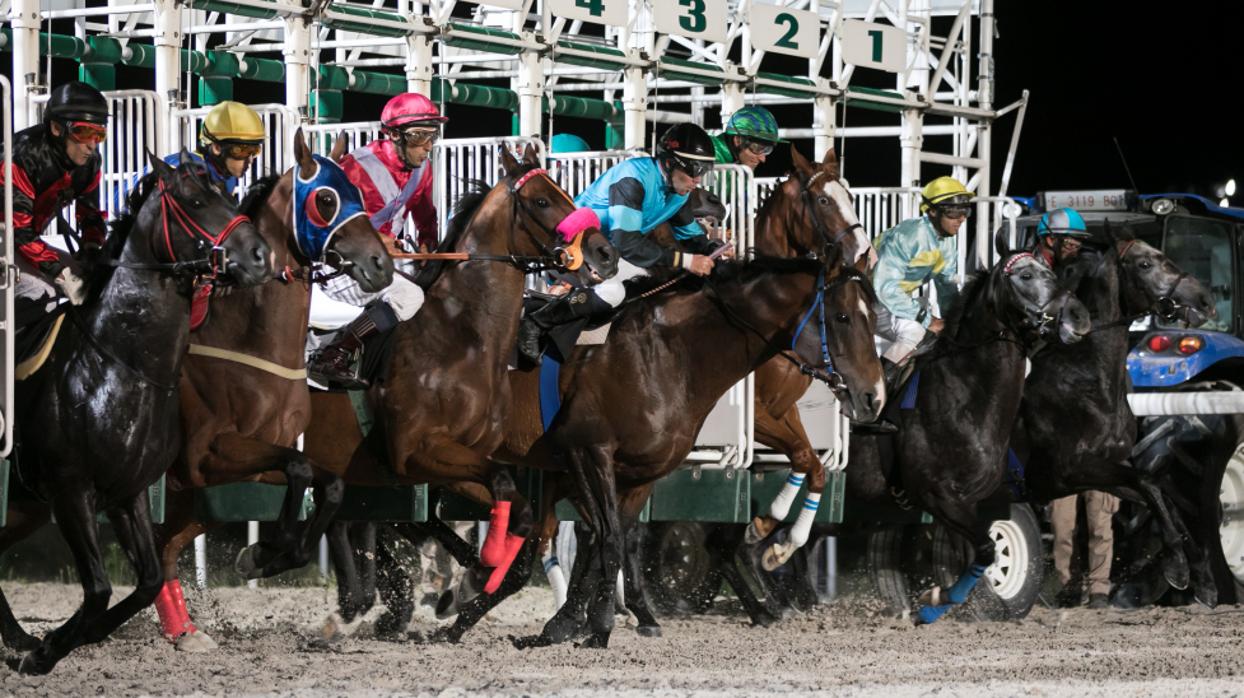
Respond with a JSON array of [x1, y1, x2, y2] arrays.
[[749, 3, 819, 59]]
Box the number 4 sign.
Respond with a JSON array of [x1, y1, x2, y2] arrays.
[[749, 3, 819, 59], [548, 0, 626, 28]]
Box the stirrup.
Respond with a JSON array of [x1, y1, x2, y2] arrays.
[[851, 419, 898, 434], [308, 348, 368, 390]]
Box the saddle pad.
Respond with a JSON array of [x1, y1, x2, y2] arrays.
[[539, 353, 562, 432], [576, 323, 611, 346], [15, 314, 65, 380]]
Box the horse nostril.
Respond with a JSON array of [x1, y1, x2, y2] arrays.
[[251, 246, 264, 262]]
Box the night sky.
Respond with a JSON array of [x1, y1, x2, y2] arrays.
[[7, 3, 1243, 202]]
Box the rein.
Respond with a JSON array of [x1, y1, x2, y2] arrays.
[[65, 307, 178, 393]]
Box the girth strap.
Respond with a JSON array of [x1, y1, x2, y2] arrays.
[[187, 344, 308, 381]]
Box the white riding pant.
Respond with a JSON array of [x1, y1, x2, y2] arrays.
[[592, 259, 649, 308], [874, 302, 928, 364], [320, 261, 425, 321]]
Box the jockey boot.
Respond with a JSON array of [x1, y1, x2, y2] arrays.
[[517, 289, 610, 363], [308, 300, 399, 389]]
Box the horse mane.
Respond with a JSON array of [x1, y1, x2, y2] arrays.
[[88, 169, 164, 300], [240, 174, 281, 219], [623, 255, 827, 301], [412, 178, 492, 289], [937, 267, 994, 340]]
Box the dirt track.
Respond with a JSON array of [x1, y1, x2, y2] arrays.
[[0, 582, 1241, 696]]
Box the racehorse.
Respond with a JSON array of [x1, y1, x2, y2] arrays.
[[300, 144, 618, 638], [1013, 225, 1215, 603], [491, 146, 885, 648], [0, 155, 273, 674], [845, 250, 1091, 624], [151, 130, 395, 650]]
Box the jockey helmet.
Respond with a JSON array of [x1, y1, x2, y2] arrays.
[[44, 81, 109, 125], [201, 101, 265, 146], [920, 176, 974, 214], [1037, 207, 1092, 239], [551, 133, 592, 154], [657, 123, 716, 179], [723, 106, 786, 144], [381, 93, 448, 130]]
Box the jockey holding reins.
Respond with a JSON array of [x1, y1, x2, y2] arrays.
[[307, 92, 444, 388], [517, 122, 731, 362]]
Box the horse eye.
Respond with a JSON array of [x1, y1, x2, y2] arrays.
[[1138, 260, 1152, 270], [536, 197, 550, 208], [835, 313, 849, 323], [1021, 272, 1033, 281], [817, 196, 830, 206]]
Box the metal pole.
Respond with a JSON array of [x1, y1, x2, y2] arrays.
[[975, 0, 995, 270], [246, 521, 259, 589], [9, 0, 41, 129], [283, 15, 311, 117], [406, 34, 433, 96], [622, 67, 646, 150], [515, 48, 545, 138], [194, 534, 208, 589], [153, 0, 182, 149]]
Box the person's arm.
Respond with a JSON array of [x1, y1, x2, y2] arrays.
[[75, 168, 107, 247], [339, 154, 393, 237], [933, 239, 960, 316], [607, 177, 678, 268], [409, 163, 439, 249], [872, 234, 927, 324], [3, 161, 62, 273]]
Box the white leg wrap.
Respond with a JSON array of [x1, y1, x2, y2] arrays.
[[543, 553, 568, 610], [768, 472, 806, 521], [790, 493, 820, 549], [615, 569, 626, 608]]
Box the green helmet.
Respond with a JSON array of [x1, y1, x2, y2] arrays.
[[723, 106, 786, 144]]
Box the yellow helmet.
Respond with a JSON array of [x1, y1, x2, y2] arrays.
[[201, 101, 265, 145], [920, 176, 974, 213]]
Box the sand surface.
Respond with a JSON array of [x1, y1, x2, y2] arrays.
[[0, 582, 1241, 696]]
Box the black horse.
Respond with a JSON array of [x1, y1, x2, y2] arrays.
[[1014, 227, 1216, 601], [846, 251, 1091, 623], [0, 154, 273, 674]]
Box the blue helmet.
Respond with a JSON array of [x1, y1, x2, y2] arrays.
[[550, 133, 591, 154], [1037, 207, 1092, 239]]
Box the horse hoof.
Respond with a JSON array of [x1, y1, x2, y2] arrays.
[[3, 631, 40, 653], [435, 590, 459, 620], [752, 610, 779, 628], [635, 624, 662, 638], [578, 632, 610, 649], [761, 543, 793, 572], [510, 633, 554, 650], [16, 648, 54, 676], [320, 612, 363, 642], [234, 544, 261, 580], [916, 586, 943, 607], [743, 518, 768, 545], [1162, 557, 1191, 591], [174, 630, 218, 653]]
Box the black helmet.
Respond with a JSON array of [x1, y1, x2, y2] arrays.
[[44, 81, 109, 125], [657, 123, 715, 178]]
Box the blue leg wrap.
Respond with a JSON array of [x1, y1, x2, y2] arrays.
[[543, 555, 560, 574], [946, 563, 987, 605], [917, 604, 951, 624]]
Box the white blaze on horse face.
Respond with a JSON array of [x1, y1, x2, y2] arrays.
[[823, 179, 875, 269]]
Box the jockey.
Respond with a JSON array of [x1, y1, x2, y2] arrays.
[[1033, 207, 1091, 268], [166, 101, 265, 199], [1, 81, 109, 311], [517, 122, 728, 362], [711, 105, 785, 171], [306, 92, 445, 388], [872, 175, 973, 366]]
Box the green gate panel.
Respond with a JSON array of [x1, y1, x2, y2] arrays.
[[337, 485, 427, 523], [649, 468, 750, 523], [554, 496, 650, 524], [436, 468, 544, 522], [748, 469, 845, 525], [148, 474, 165, 525], [195, 482, 312, 523]]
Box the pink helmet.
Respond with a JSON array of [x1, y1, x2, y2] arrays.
[[381, 93, 448, 128]]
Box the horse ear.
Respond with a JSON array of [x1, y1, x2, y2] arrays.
[[820, 148, 840, 180], [791, 145, 815, 180], [522, 142, 541, 167], [148, 150, 173, 180], [330, 132, 349, 163], [993, 225, 1012, 258], [294, 127, 317, 179], [499, 145, 520, 175]]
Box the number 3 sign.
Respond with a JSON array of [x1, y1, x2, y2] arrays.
[[652, 0, 728, 44], [750, 3, 819, 59]]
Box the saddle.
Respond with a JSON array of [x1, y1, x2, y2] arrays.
[[14, 305, 68, 380]]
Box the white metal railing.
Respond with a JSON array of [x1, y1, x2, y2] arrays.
[[432, 136, 545, 236], [1, 75, 14, 458], [100, 90, 164, 214], [547, 149, 639, 200]]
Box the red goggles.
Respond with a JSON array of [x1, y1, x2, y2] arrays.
[[221, 142, 263, 160], [67, 121, 107, 145]]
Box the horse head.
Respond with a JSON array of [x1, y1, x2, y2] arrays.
[[142, 152, 272, 287], [291, 128, 394, 293], [990, 252, 1091, 345], [497, 143, 618, 284], [755, 146, 885, 421], [1104, 222, 1216, 327]]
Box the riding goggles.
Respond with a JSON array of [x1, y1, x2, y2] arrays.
[[743, 139, 776, 156], [66, 121, 107, 145], [399, 127, 440, 147], [669, 154, 714, 179], [221, 142, 263, 160], [934, 204, 971, 220]]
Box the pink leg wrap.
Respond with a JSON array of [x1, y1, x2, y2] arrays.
[[480, 501, 512, 567], [484, 533, 526, 595], [154, 579, 197, 640]]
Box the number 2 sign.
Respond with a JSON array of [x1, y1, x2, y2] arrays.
[[652, 0, 728, 44], [749, 3, 819, 59]]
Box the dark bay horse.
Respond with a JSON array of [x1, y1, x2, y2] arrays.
[[1013, 228, 1215, 602], [301, 144, 617, 637], [846, 251, 1090, 624], [0, 155, 273, 674], [152, 130, 395, 650], [488, 147, 885, 649]]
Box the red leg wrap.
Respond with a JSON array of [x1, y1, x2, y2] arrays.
[[484, 533, 526, 595], [479, 500, 512, 567]]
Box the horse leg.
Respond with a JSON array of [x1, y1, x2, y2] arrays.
[[374, 524, 416, 636], [153, 487, 219, 651], [513, 520, 596, 649], [394, 517, 483, 618], [571, 445, 625, 649], [748, 405, 819, 550], [915, 500, 992, 626], [0, 501, 50, 651], [429, 538, 536, 644], [760, 445, 825, 572], [82, 493, 165, 644], [618, 484, 661, 637], [710, 525, 780, 626], [18, 493, 114, 675], [322, 521, 376, 640]]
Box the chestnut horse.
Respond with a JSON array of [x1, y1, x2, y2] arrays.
[[151, 130, 395, 650]]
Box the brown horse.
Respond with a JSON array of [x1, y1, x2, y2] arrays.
[[150, 130, 395, 650], [490, 147, 885, 648], [301, 144, 618, 639]]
